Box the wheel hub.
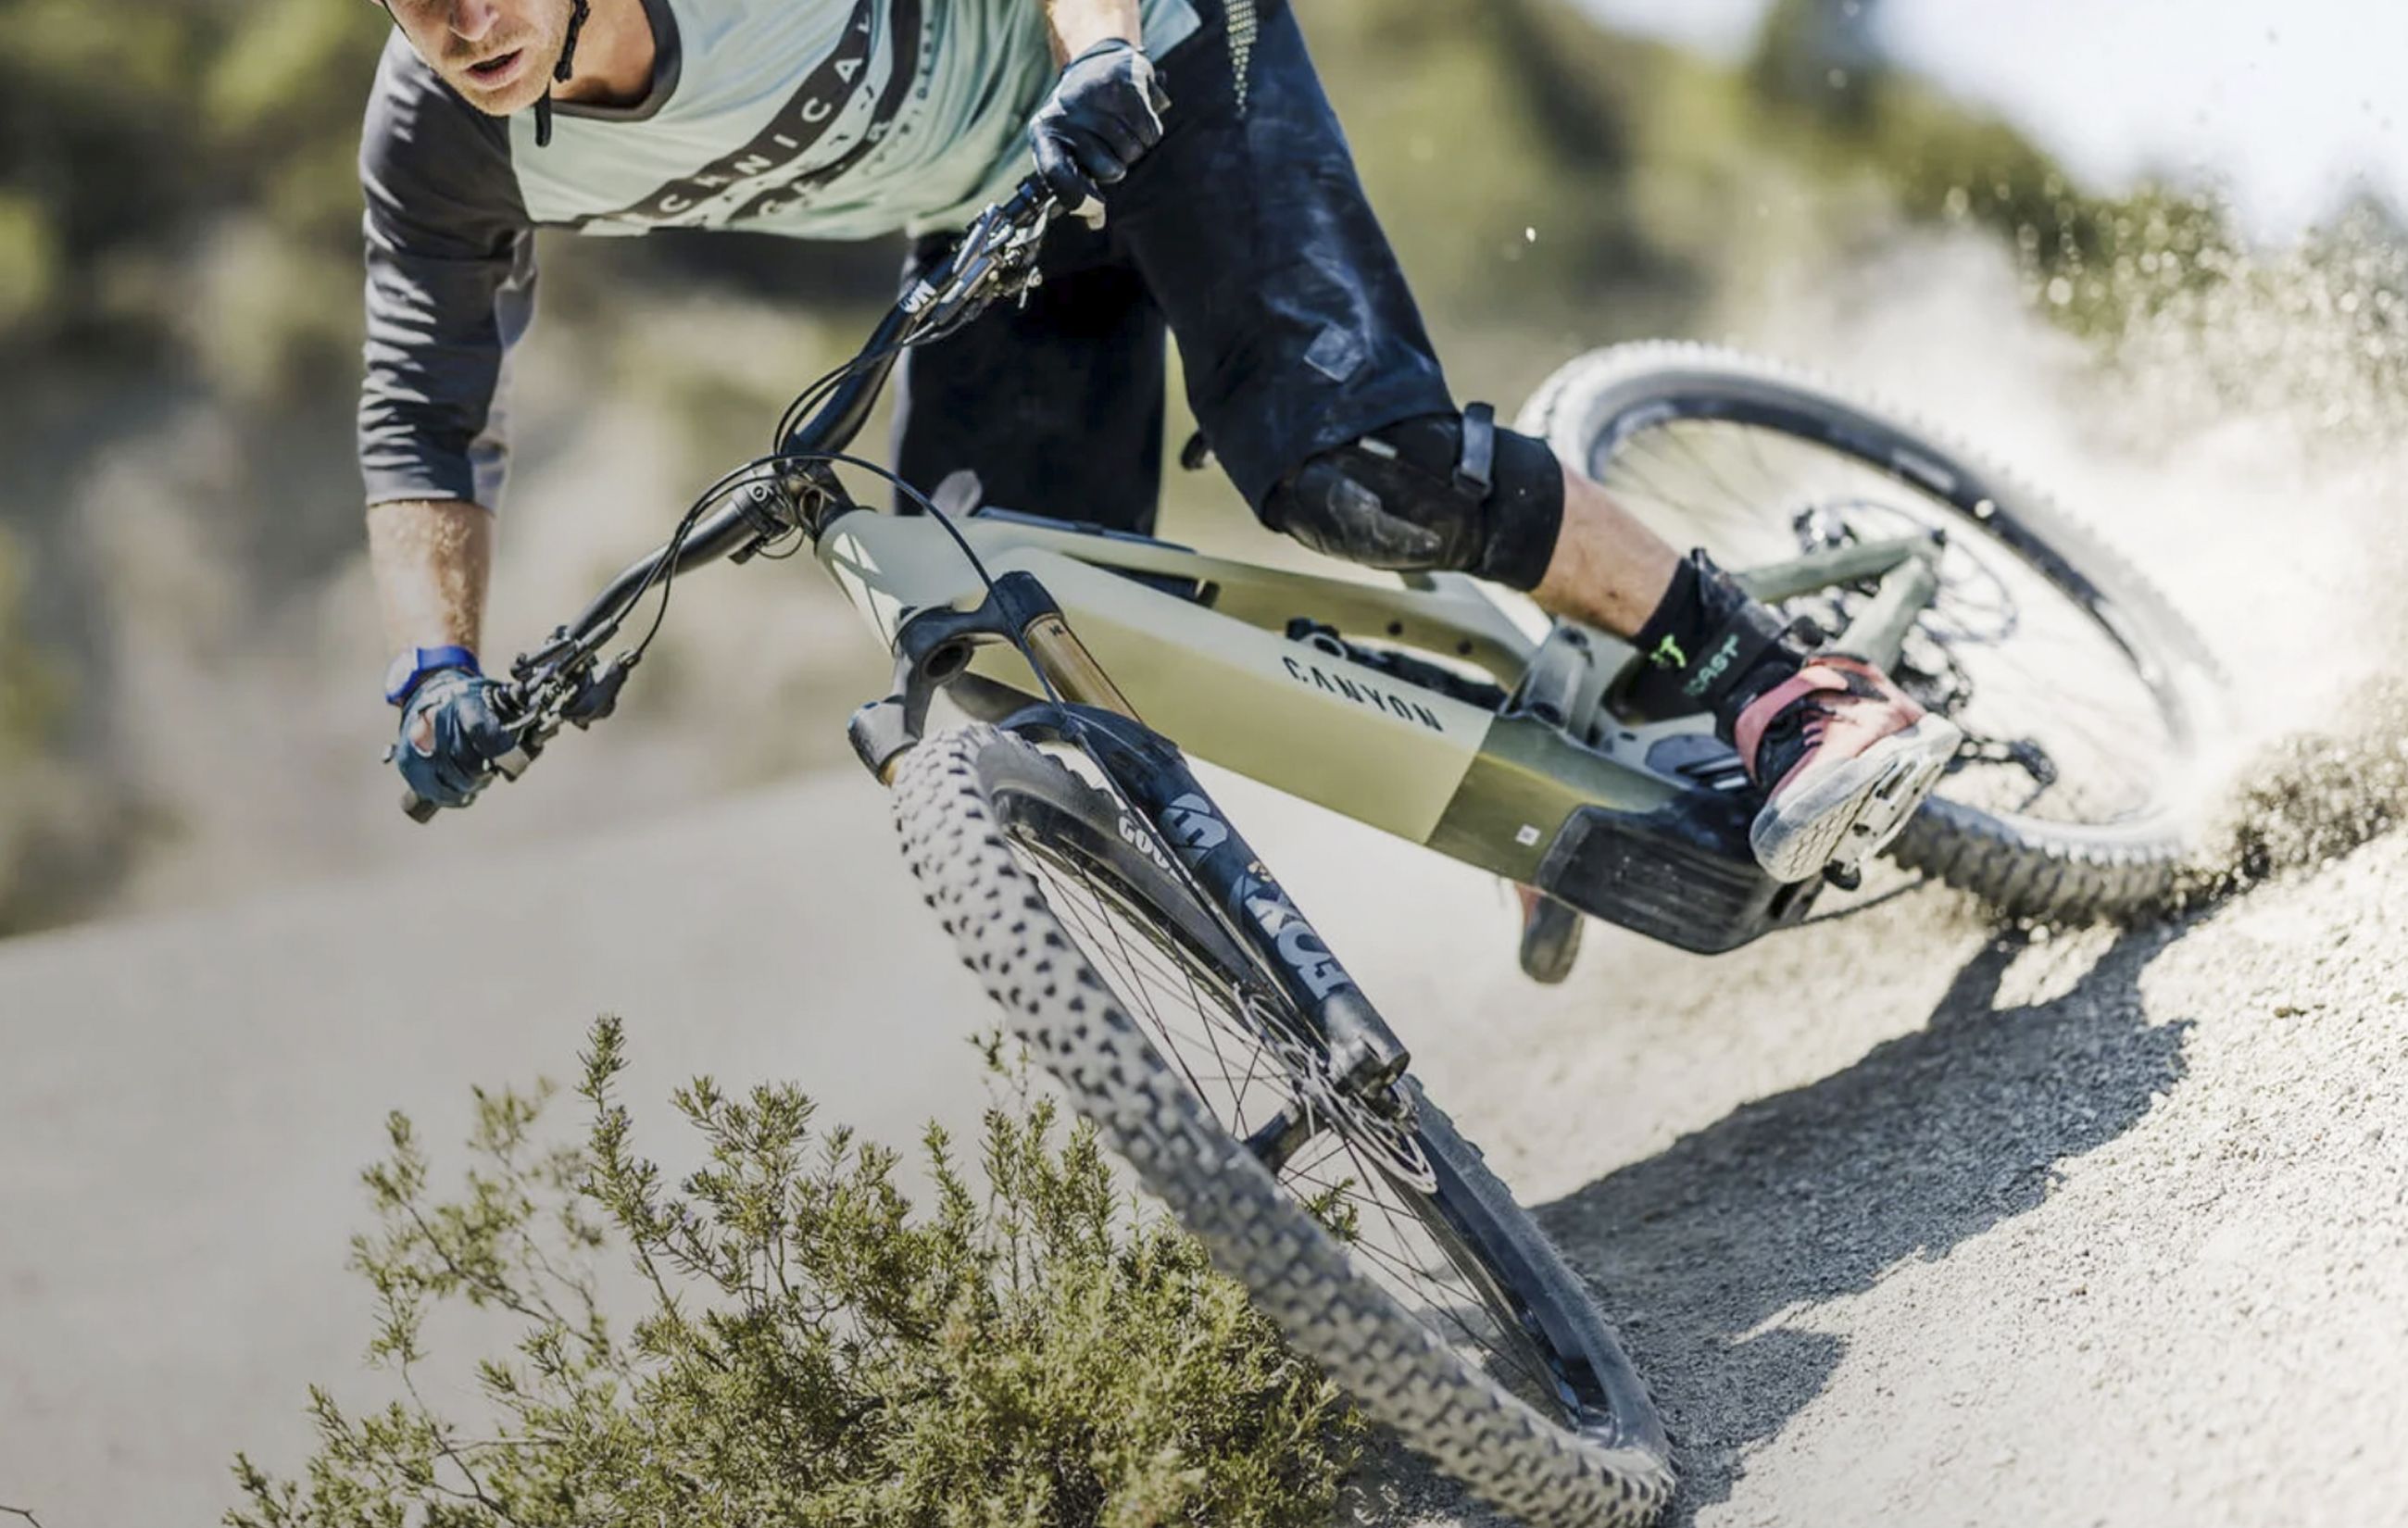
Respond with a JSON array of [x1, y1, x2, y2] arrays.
[[1244, 992, 1438, 1195]]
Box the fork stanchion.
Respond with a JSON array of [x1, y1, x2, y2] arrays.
[[1020, 613, 1143, 723]]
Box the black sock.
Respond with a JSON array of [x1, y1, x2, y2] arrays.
[[1624, 550, 1805, 741]]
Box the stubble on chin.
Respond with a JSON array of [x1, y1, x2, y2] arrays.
[[449, 71, 547, 116], [432, 17, 558, 117]]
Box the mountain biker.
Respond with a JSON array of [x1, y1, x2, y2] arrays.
[[360, 0, 1961, 907]]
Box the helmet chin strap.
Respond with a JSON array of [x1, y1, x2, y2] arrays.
[[532, 0, 592, 148]]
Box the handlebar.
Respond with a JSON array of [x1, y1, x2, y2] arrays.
[[401, 179, 1065, 821], [788, 177, 1057, 467], [554, 177, 1059, 660]]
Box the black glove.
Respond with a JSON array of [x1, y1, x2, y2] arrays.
[[1028, 39, 1170, 217], [394, 668, 519, 809]]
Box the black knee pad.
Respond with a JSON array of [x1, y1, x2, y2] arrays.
[[1261, 406, 1565, 591]]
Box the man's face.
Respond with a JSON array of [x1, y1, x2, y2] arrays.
[[380, 0, 571, 117]]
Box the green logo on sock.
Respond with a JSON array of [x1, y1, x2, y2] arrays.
[[1682, 632, 1743, 698], [1650, 634, 1687, 670]]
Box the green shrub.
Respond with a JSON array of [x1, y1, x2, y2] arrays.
[[228, 1018, 1361, 1528]]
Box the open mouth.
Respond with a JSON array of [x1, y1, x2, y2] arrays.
[[467, 48, 527, 86]]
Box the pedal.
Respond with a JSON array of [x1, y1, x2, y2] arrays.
[[1856, 739, 1952, 850], [1807, 778, 1914, 889]]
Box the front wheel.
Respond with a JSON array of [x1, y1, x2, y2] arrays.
[[1523, 343, 2226, 920], [891, 723, 1674, 1527]]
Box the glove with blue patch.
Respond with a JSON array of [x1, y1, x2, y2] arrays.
[[393, 666, 520, 809], [1028, 39, 1171, 219]]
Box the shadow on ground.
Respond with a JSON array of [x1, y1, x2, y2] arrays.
[[1511, 921, 2199, 1523]]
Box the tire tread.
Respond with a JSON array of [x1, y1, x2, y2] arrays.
[[893, 726, 1675, 1526]]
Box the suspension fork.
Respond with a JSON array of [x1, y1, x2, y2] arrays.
[[845, 570, 1131, 781], [1066, 707, 1414, 1098], [1012, 606, 1416, 1093], [847, 575, 1411, 1096]]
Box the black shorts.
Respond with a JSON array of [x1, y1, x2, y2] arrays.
[[890, 0, 1455, 535]]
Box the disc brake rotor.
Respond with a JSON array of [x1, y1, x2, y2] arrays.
[[1789, 496, 2021, 646], [1244, 992, 1438, 1196], [1786, 496, 2068, 805]]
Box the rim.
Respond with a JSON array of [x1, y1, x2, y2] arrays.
[[988, 760, 1593, 1425], [1587, 407, 2190, 833]]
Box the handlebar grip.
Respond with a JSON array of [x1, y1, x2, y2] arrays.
[[401, 742, 529, 820]]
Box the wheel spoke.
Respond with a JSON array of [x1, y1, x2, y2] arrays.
[[1325, 1128, 1561, 1401], [1604, 414, 2181, 833], [998, 803, 1566, 1419]]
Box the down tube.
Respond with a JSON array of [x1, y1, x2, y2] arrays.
[[817, 512, 1495, 847]]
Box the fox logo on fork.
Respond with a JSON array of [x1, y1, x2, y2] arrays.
[[1243, 889, 1349, 1000], [1160, 793, 1231, 860]]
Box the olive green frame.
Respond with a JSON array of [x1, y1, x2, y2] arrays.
[[816, 507, 1931, 886]]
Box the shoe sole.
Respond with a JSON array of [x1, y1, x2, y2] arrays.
[[1750, 717, 1963, 884]]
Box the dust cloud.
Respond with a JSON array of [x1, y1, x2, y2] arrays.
[[1730, 216, 2408, 904]]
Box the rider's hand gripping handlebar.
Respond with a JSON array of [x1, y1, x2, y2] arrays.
[[396, 180, 1067, 821], [395, 679, 544, 821]]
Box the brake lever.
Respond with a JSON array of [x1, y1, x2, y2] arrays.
[[560, 655, 634, 725], [909, 191, 1056, 331], [395, 734, 539, 823]]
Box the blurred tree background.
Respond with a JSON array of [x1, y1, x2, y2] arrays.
[[0, 0, 2292, 933]]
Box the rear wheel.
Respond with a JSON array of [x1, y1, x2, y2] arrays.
[[1523, 343, 2225, 919], [892, 722, 1674, 1527]]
